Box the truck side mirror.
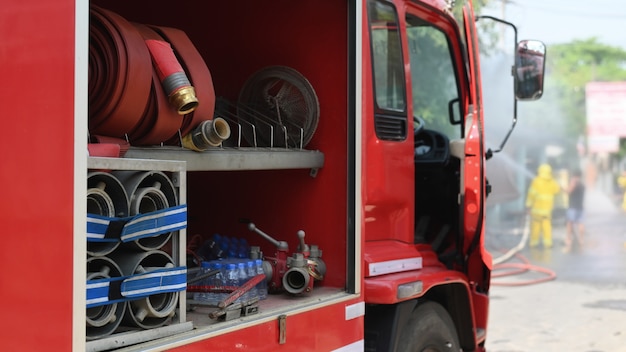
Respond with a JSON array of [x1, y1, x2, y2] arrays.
[[515, 40, 546, 101]]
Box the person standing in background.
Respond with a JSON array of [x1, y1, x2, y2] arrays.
[[617, 170, 626, 212], [564, 169, 585, 252], [526, 163, 562, 248]]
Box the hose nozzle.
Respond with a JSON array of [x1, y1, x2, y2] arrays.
[[182, 117, 231, 151]]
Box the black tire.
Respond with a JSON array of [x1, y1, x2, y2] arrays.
[[396, 301, 461, 352]]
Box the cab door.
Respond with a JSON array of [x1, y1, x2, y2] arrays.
[[462, 2, 492, 289]]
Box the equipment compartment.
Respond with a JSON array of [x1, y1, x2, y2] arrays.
[[85, 0, 352, 348]]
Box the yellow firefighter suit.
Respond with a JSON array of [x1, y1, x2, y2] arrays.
[[525, 164, 561, 247]]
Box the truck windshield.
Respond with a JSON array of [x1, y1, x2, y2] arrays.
[[406, 16, 462, 140]]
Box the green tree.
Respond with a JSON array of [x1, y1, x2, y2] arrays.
[[523, 39, 626, 159]]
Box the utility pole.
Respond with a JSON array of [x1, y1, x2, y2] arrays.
[[499, 0, 514, 51]]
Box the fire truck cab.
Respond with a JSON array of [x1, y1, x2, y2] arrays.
[[1, 0, 544, 351]]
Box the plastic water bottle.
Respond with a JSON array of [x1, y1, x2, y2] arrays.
[[193, 261, 212, 302], [254, 259, 268, 300], [214, 234, 232, 258], [236, 262, 249, 303], [238, 238, 250, 258], [224, 263, 239, 303], [246, 260, 258, 300], [210, 261, 225, 306]]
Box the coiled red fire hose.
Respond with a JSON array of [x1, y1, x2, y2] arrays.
[[144, 39, 198, 115], [130, 23, 184, 145], [149, 25, 216, 140], [89, 6, 152, 138], [88, 5, 216, 147]]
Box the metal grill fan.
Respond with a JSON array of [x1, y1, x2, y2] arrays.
[[237, 66, 319, 148]]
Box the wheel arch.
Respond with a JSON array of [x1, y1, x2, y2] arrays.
[[422, 281, 476, 351], [364, 299, 417, 352], [364, 281, 477, 351]]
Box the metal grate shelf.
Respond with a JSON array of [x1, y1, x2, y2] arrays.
[[122, 147, 324, 172]]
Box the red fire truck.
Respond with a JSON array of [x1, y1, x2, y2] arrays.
[[1, 0, 545, 351]]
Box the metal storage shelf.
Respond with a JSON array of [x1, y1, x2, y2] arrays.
[[122, 146, 325, 172], [87, 156, 187, 173]]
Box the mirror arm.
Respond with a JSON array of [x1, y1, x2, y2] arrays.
[[475, 15, 518, 156]]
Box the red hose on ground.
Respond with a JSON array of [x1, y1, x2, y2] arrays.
[[492, 253, 557, 286], [490, 215, 557, 286]]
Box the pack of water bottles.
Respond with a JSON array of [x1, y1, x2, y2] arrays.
[[195, 233, 250, 261], [191, 234, 268, 306]]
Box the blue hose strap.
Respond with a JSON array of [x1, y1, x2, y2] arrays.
[[86, 204, 187, 243], [120, 205, 187, 242], [121, 266, 187, 299], [87, 277, 124, 307], [86, 215, 123, 242], [86, 266, 187, 308]]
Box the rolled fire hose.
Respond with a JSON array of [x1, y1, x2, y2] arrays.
[[112, 171, 178, 251], [87, 172, 129, 256], [88, 6, 152, 138], [89, 5, 218, 146], [110, 250, 180, 329], [149, 25, 216, 140], [144, 39, 198, 115], [86, 256, 126, 340], [129, 23, 186, 146], [89, 135, 131, 158]]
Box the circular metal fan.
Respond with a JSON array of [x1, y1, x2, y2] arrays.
[[238, 66, 319, 148]]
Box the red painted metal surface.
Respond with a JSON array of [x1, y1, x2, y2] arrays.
[[0, 0, 76, 350], [462, 3, 492, 337], [364, 267, 470, 304], [363, 240, 423, 277], [360, 2, 415, 246], [363, 241, 474, 305], [171, 298, 364, 351]]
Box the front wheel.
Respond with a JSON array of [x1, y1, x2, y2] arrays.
[[397, 301, 460, 352]]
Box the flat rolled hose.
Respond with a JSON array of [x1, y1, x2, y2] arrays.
[[88, 6, 216, 146], [86, 256, 126, 340], [149, 25, 216, 140], [86, 172, 129, 256], [129, 23, 183, 145], [113, 170, 178, 251], [89, 135, 130, 157], [110, 250, 179, 329], [88, 6, 151, 137]]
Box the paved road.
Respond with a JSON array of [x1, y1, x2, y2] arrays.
[[484, 184, 626, 352]]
